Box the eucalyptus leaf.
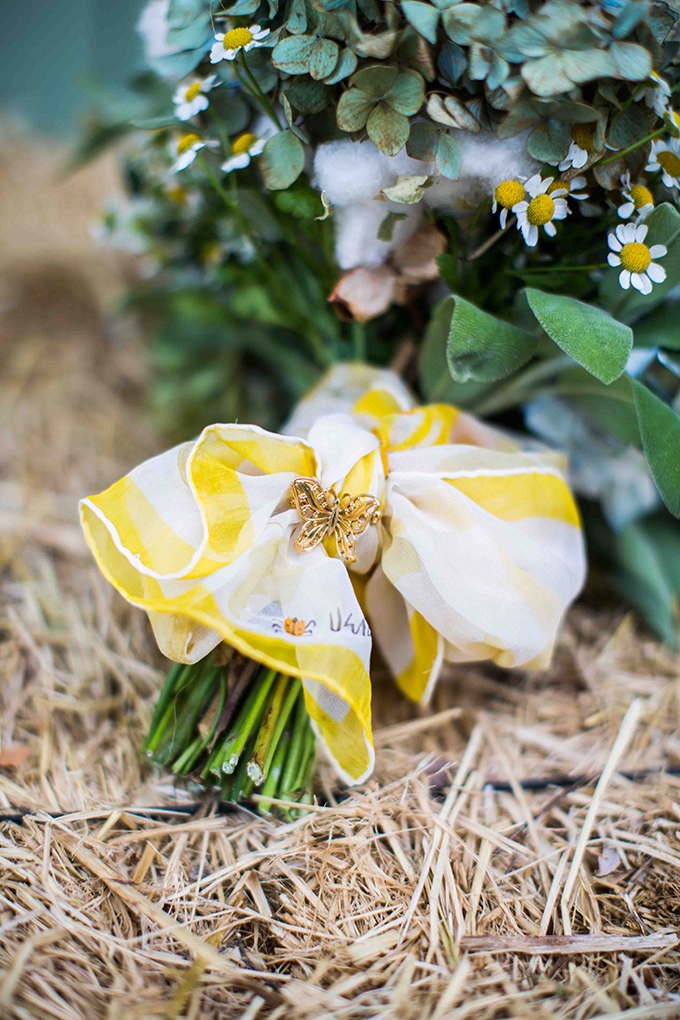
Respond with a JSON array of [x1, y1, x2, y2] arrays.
[[447, 294, 538, 382], [526, 288, 633, 384], [260, 130, 305, 190], [630, 377, 680, 517]]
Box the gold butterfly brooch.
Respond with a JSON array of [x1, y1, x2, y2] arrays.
[[290, 477, 381, 564]]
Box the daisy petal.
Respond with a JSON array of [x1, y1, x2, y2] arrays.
[[544, 221, 556, 236], [573, 149, 588, 168], [618, 202, 634, 219], [608, 253, 621, 266], [608, 233, 622, 252], [635, 223, 648, 243], [619, 269, 631, 290], [647, 262, 666, 283], [649, 244, 667, 259]]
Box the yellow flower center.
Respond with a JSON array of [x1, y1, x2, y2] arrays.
[[223, 27, 253, 50], [494, 179, 525, 209], [177, 132, 201, 154], [572, 123, 595, 151], [629, 184, 654, 209], [166, 185, 187, 203], [620, 242, 651, 273], [185, 82, 202, 101], [657, 151, 680, 177], [232, 132, 257, 156], [527, 193, 555, 226], [547, 178, 568, 195]]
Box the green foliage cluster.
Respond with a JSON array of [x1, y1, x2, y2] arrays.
[[79, 0, 680, 645]]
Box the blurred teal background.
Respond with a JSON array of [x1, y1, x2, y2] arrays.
[[1, 0, 143, 135]]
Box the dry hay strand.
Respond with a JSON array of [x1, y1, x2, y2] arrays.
[[1, 156, 680, 1018]]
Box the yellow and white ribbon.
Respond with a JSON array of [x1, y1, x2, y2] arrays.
[[81, 364, 586, 783]]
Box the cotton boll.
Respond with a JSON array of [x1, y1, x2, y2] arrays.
[[425, 130, 539, 215], [313, 140, 429, 207], [137, 0, 173, 61], [334, 200, 423, 270]]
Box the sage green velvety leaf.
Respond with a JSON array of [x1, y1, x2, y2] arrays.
[[447, 294, 538, 382], [633, 302, 680, 350], [630, 377, 680, 517], [613, 521, 678, 648], [366, 102, 410, 155], [337, 87, 375, 130], [421, 297, 496, 405], [526, 288, 632, 385], [260, 130, 305, 190]]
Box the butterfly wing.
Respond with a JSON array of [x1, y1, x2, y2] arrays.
[[340, 494, 381, 536], [334, 516, 358, 564], [294, 515, 332, 554], [290, 477, 331, 520]]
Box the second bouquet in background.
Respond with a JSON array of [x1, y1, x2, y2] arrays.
[[81, 365, 586, 809]]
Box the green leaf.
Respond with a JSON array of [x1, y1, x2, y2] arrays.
[[526, 118, 570, 162], [272, 35, 316, 74], [434, 131, 462, 180], [377, 211, 407, 242], [402, 0, 440, 44], [382, 175, 430, 204], [608, 40, 652, 80], [420, 297, 496, 405], [525, 288, 633, 385], [634, 302, 680, 350], [323, 47, 358, 84], [285, 77, 330, 114], [336, 87, 375, 130], [309, 38, 340, 80], [406, 121, 439, 160], [630, 378, 680, 517], [260, 130, 305, 190], [351, 64, 399, 97], [447, 294, 538, 382], [613, 520, 678, 647], [366, 103, 410, 155], [131, 114, 177, 129], [385, 69, 425, 115]]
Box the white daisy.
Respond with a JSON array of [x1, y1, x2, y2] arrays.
[[646, 138, 680, 190], [607, 222, 667, 295], [547, 175, 588, 201], [635, 71, 672, 118], [210, 24, 270, 63], [170, 133, 219, 173], [173, 75, 217, 121], [617, 171, 654, 221], [221, 131, 267, 173], [513, 174, 569, 247], [559, 124, 597, 172], [492, 179, 526, 228]]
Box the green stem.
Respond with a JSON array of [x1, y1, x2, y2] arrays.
[[144, 662, 191, 753], [259, 728, 291, 814], [237, 53, 283, 130], [196, 154, 235, 212], [172, 670, 227, 775], [598, 127, 665, 167], [279, 690, 310, 798], [352, 321, 367, 362], [507, 262, 610, 275], [261, 678, 300, 780], [471, 354, 572, 418], [246, 675, 289, 785], [218, 667, 277, 775]]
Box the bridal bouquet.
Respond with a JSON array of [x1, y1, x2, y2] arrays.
[[79, 0, 680, 805], [82, 364, 585, 806]]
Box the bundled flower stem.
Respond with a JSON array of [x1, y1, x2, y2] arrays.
[[144, 650, 315, 817]]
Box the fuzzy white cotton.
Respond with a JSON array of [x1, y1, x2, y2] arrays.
[[424, 130, 539, 214], [314, 133, 539, 269], [137, 0, 173, 61], [334, 201, 423, 270], [313, 140, 428, 207]]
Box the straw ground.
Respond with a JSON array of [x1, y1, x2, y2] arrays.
[[0, 129, 679, 1020]]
